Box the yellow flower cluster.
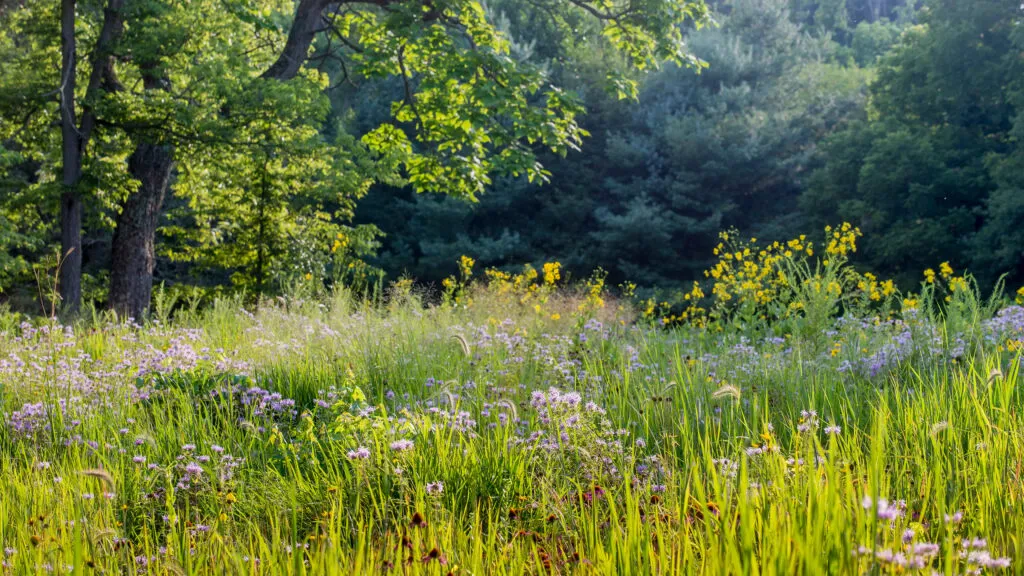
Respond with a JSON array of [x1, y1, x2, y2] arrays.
[[1017, 286, 1024, 305], [824, 223, 860, 259], [700, 231, 806, 308], [459, 255, 475, 279], [484, 265, 541, 300], [856, 273, 896, 302], [330, 232, 348, 253], [922, 261, 971, 303], [440, 256, 477, 306], [669, 223, 909, 328], [543, 262, 561, 285], [578, 270, 607, 313]]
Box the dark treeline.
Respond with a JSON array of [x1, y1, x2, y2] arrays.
[[1, 0, 1022, 315], [355, 0, 1024, 293]]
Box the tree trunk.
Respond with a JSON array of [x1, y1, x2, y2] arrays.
[[58, 0, 125, 313], [59, 0, 82, 312], [106, 0, 341, 318], [109, 141, 174, 320], [261, 0, 329, 81]]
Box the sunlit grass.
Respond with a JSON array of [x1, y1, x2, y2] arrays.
[[0, 287, 1022, 574]]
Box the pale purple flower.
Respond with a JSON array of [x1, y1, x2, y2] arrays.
[[389, 440, 414, 452], [347, 447, 371, 460]]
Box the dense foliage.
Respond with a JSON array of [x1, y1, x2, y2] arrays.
[[1, 0, 1022, 318], [0, 0, 710, 315], [354, 0, 1024, 296]]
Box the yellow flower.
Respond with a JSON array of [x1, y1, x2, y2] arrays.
[[550, 313, 560, 320], [459, 255, 475, 278], [924, 269, 936, 284], [939, 261, 953, 279], [542, 262, 561, 285]]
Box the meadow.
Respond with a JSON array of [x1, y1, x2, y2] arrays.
[[1, 227, 1024, 575]]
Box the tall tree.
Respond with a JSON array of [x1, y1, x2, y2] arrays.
[[4, 0, 713, 316], [802, 0, 1021, 287], [356, 0, 867, 287], [58, 0, 125, 312]]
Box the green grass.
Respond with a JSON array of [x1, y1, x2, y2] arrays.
[[0, 290, 1022, 574]]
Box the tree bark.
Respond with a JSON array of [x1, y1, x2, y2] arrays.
[[261, 0, 330, 81], [110, 140, 173, 320], [106, 0, 326, 319], [59, 0, 82, 312], [57, 0, 125, 313], [105, 0, 368, 318], [109, 65, 173, 320]]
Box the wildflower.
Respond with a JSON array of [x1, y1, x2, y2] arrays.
[[347, 447, 371, 460], [182, 444, 196, 452], [410, 512, 427, 528], [132, 455, 146, 464], [861, 496, 902, 521], [459, 255, 474, 278], [962, 538, 987, 549], [389, 440, 414, 452], [425, 481, 444, 495], [945, 511, 963, 523], [938, 261, 953, 279], [82, 493, 94, 500], [824, 424, 841, 435], [421, 547, 446, 564], [543, 262, 561, 285]]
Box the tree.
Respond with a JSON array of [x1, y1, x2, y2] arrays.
[[356, 0, 869, 288], [1, 0, 712, 316], [802, 0, 1021, 287]]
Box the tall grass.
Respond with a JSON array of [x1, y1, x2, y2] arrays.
[[0, 283, 1022, 575]]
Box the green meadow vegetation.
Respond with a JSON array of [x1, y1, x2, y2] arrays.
[[2, 0, 1024, 572], [2, 226, 1023, 574]]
